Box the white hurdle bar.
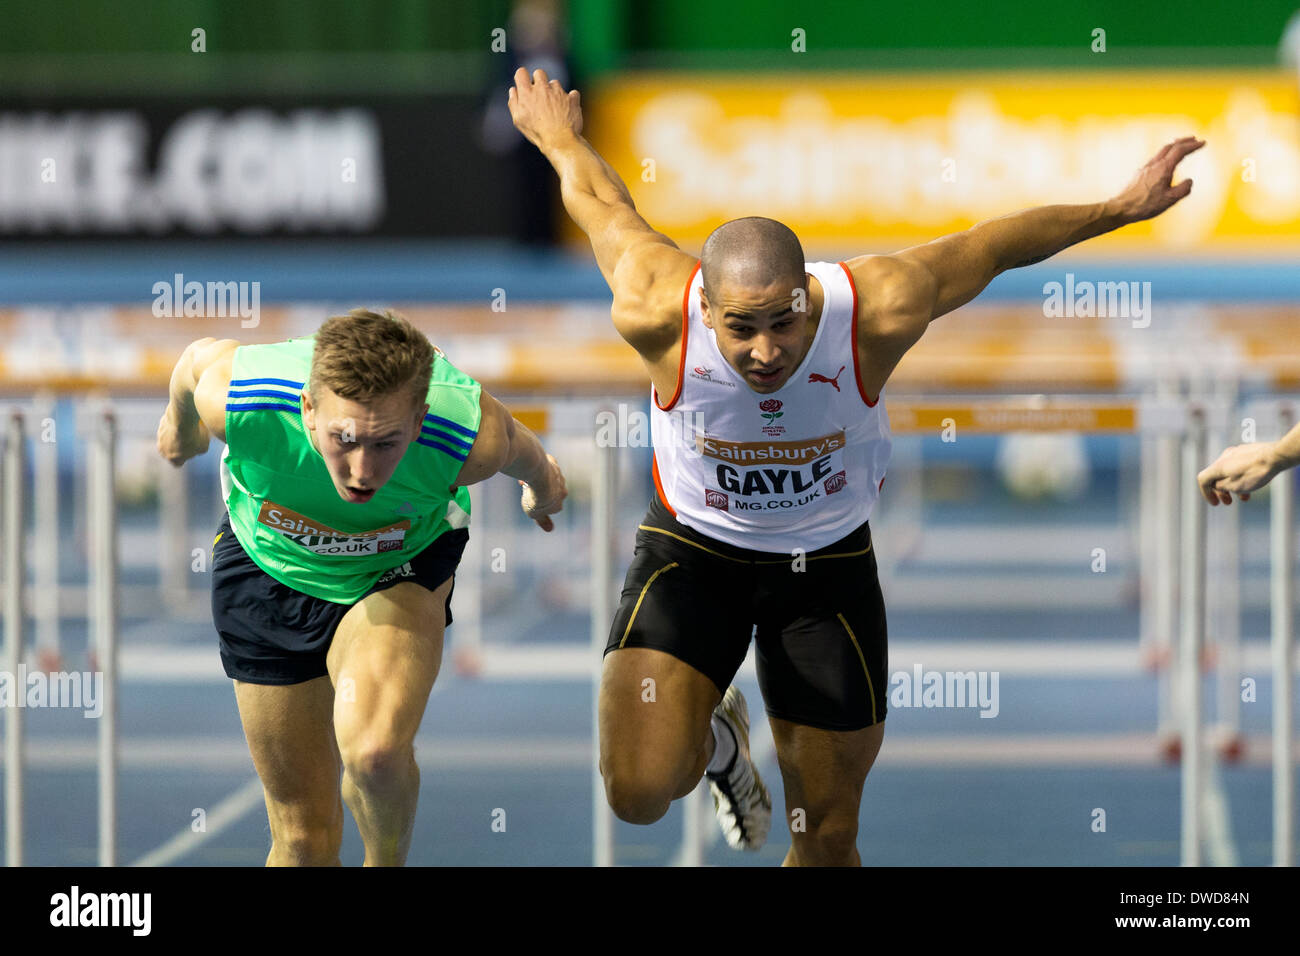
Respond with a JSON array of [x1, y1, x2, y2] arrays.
[[1179, 411, 1207, 866], [32, 393, 59, 670], [1273, 404, 1295, 867], [3, 411, 26, 867], [89, 405, 119, 867], [590, 429, 615, 867], [0, 404, 119, 867]]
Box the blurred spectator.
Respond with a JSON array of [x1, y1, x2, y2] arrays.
[[480, 0, 572, 246], [1282, 7, 1300, 77]]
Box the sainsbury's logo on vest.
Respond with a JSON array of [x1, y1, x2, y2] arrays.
[[696, 432, 846, 466], [257, 500, 409, 556]]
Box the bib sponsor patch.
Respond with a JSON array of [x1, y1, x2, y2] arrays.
[[696, 431, 846, 466], [257, 500, 410, 556]]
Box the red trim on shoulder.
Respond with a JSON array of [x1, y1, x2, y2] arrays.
[[652, 453, 677, 516], [839, 261, 879, 407], [653, 261, 700, 412]]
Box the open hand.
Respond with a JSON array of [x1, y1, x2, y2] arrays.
[[507, 66, 583, 152], [1112, 136, 1205, 223]]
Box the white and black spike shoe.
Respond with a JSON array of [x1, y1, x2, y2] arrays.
[[706, 685, 772, 851]]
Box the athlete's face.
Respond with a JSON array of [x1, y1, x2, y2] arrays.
[[301, 386, 427, 504], [700, 276, 812, 393]]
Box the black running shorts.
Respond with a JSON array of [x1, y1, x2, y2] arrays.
[[211, 510, 468, 685], [605, 496, 888, 731]]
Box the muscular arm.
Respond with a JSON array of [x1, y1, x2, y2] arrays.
[[157, 337, 239, 464], [508, 67, 695, 368], [844, 137, 1205, 397], [455, 390, 567, 531]]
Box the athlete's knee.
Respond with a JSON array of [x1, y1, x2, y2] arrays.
[[268, 814, 342, 866], [340, 737, 415, 788], [601, 763, 675, 825], [789, 810, 859, 864]]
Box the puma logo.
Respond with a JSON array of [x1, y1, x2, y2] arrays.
[[808, 366, 846, 392]]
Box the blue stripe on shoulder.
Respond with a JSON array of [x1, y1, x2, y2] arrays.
[[229, 376, 304, 388], [420, 425, 473, 449], [424, 413, 477, 438], [226, 403, 301, 413], [227, 389, 303, 400], [416, 438, 469, 461]]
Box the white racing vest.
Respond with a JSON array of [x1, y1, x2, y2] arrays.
[[650, 260, 892, 553]]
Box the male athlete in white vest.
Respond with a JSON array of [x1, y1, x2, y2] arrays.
[[509, 67, 1202, 865]]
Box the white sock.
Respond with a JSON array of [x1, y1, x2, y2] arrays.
[[706, 716, 737, 774]]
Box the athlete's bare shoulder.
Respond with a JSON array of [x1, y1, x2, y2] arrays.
[[191, 339, 240, 443], [609, 241, 698, 362], [841, 253, 936, 339]]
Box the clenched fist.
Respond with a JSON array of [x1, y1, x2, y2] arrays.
[[1196, 441, 1280, 505], [156, 404, 210, 467], [519, 453, 567, 532]]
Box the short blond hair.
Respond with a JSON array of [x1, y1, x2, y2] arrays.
[[308, 309, 433, 412]]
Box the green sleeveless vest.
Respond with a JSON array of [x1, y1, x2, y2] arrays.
[[219, 336, 480, 603]]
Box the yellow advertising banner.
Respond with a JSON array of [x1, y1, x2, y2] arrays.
[[582, 70, 1300, 255]]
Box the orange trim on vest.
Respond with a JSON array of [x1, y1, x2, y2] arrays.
[[839, 262, 879, 408], [652, 453, 677, 516], [653, 261, 700, 412]]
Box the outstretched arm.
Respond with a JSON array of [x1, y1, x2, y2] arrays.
[[1197, 421, 1300, 505], [508, 67, 695, 365], [507, 66, 683, 287], [842, 136, 1206, 397]]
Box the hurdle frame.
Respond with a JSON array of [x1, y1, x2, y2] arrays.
[[1272, 403, 1295, 867], [3, 411, 25, 867], [0, 402, 120, 867]]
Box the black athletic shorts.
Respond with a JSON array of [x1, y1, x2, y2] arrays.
[[605, 496, 888, 731], [211, 510, 468, 685]]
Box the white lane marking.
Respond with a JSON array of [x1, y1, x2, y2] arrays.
[[131, 776, 265, 867]]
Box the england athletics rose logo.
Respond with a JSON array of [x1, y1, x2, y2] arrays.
[[758, 399, 783, 425]]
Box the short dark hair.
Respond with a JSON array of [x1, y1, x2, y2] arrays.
[[308, 309, 433, 412], [700, 217, 805, 299]]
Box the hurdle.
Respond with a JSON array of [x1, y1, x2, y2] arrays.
[[1179, 408, 1207, 866], [1272, 403, 1295, 867], [0, 402, 120, 867], [89, 404, 119, 867], [591, 431, 615, 867], [3, 411, 25, 866], [885, 396, 1294, 866]]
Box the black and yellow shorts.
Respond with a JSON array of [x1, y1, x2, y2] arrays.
[[605, 496, 888, 731]]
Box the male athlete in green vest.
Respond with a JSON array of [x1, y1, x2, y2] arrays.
[[156, 309, 566, 865]]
